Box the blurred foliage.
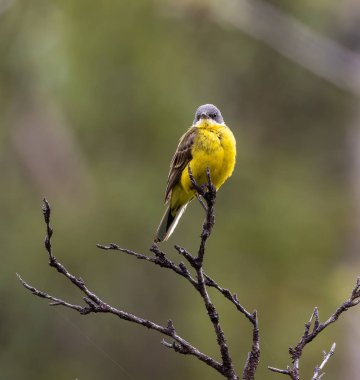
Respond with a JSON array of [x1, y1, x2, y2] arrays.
[[0, 0, 358, 379]]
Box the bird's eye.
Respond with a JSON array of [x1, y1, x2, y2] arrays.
[[196, 114, 200, 121], [210, 113, 217, 119]]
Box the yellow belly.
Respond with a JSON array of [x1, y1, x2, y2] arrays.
[[170, 122, 236, 211]]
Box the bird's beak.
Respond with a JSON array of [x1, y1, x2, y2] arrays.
[[200, 113, 209, 120]]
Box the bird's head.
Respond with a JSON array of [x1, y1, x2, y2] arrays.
[[193, 104, 224, 126]]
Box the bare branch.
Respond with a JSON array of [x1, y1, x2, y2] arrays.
[[195, 193, 208, 212], [187, 166, 216, 267], [99, 168, 260, 379], [19, 200, 225, 375], [173, 166, 239, 379], [268, 366, 292, 376], [242, 310, 260, 380], [97, 242, 198, 287], [17, 273, 86, 313], [20, 176, 260, 380], [269, 279, 360, 379], [174, 244, 197, 267], [311, 343, 336, 380], [19, 182, 359, 380]]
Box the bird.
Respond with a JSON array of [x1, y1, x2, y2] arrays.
[[155, 104, 236, 242]]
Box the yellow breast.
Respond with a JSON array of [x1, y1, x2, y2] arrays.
[[180, 120, 236, 194]]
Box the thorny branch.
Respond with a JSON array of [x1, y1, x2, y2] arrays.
[[268, 279, 360, 379], [18, 171, 259, 380]]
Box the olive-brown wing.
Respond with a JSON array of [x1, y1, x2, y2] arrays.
[[165, 126, 197, 201]]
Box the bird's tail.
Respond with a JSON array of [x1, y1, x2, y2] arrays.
[[155, 203, 188, 242]]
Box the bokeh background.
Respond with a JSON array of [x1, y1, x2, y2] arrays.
[[2, 0, 360, 379]]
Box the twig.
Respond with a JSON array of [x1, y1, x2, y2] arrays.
[[268, 279, 360, 379], [186, 167, 235, 378], [196, 193, 208, 212], [97, 242, 198, 288], [311, 343, 336, 380], [187, 166, 215, 266], [188, 166, 260, 379], [268, 366, 292, 376]]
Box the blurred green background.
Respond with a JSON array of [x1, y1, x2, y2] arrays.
[[2, 0, 360, 379]]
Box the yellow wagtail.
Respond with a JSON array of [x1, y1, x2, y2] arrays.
[[155, 104, 236, 242]]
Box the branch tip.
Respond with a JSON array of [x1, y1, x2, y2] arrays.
[[49, 301, 62, 306], [42, 198, 51, 222], [166, 319, 175, 334], [268, 366, 290, 375], [161, 339, 172, 348]]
